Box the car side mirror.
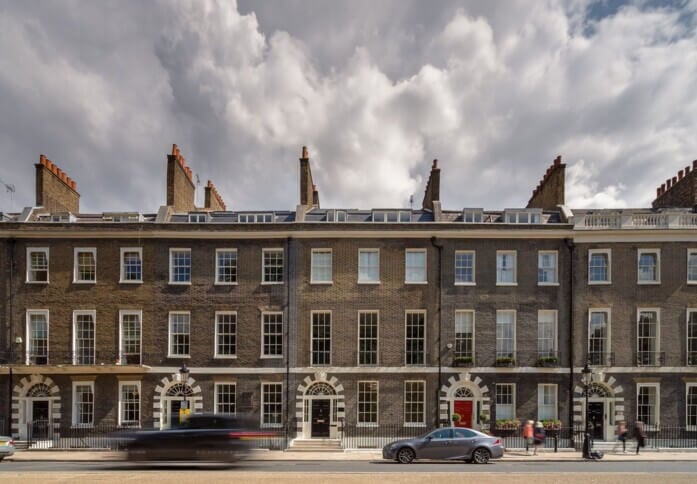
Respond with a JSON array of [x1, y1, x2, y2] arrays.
[[424, 435, 432, 441]]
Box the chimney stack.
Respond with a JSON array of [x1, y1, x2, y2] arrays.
[[204, 180, 227, 211], [166, 144, 196, 212], [299, 146, 319, 209], [652, 159, 697, 208], [35, 154, 80, 213], [527, 155, 566, 210], [422, 159, 441, 211]]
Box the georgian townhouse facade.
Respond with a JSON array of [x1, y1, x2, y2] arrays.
[[1, 146, 696, 444]]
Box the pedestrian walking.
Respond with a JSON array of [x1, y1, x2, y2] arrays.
[[533, 421, 546, 455], [634, 420, 646, 455], [523, 420, 534, 455], [613, 420, 628, 453]]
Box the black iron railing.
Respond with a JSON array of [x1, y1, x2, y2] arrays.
[[342, 423, 434, 449], [493, 425, 582, 450], [20, 351, 150, 366], [636, 351, 665, 367]]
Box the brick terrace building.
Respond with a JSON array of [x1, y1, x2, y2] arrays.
[[1, 146, 696, 444]]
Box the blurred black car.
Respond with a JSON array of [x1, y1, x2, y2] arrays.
[[382, 427, 505, 464], [121, 414, 276, 462]]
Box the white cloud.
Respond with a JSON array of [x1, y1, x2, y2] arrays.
[[0, 0, 696, 213]]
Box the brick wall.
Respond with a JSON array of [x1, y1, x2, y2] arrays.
[[35, 155, 79, 213], [166, 145, 195, 212], [652, 161, 697, 208], [204, 180, 226, 211], [527, 156, 565, 210]]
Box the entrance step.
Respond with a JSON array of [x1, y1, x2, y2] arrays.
[[287, 439, 343, 452]]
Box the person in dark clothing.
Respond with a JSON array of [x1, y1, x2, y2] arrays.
[[634, 420, 646, 454], [533, 421, 546, 455]]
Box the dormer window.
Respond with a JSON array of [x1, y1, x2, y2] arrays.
[[238, 213, 273, 223], [372, 210, 411, 223], [462, 209, 483, 223], [503, 209, 542, 224], [38, 213, 72, 222], [188, 213, 207, 223], [104, 213, 141, 223], [326, 210, 347, 222]]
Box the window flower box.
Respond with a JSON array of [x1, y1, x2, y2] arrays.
[[541, 419, 562, 431], [495, 418, 520, 431], [495, 356, 515, 367], [537, 356, 559, 367], [453, 356, 474, 367]]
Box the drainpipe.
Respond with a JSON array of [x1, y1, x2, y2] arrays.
[[430, 236, 443, 428], [565, 238, 575, 430], [285, 237, 291, 447]]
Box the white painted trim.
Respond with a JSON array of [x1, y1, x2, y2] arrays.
[[261, 248, 284, 284], [119, 247, 143, 283], [26, 246, 49, 283], [405, 248, 427, 284], [214, 381, 237, 415], [495, 382, 516, 420], [214, 248, 238, 285], [537, 250, 558, 285], [454, 250, 476, 285], [310, 310, 332, 366], [118, 310, 142, 364], [588, 248, 612, 285], [168, 311, 191, 358], [636, 382, 660, 426], [537, 309, 558, 354], [26, 309, 49, 365], [71, 380, 95, 427], [496, 250, 517, 285], [588, 308, 612, 361], [356, 380, 379, 426], [168, 248, 192, 285], [637, 307, 661, 364], [214, 311, 238, 358], [688, 249, 697, 284], [357, 248, 380, 284], [261, 311, 284, 358], [404, 310, 427, 366], [118, 380, 142, 427], [454, 310, 475, 360], [72, 310, 96, 365], [688, 308, 697, 366], [687, 383, 697, 430], [357, 310, 379, 366], [495, 310, 516, 359], [261, 382, 284, 428], [310, 248, 333, 284], [637, 248, 661, 284], [73, 247, 97, 284], [537, 383, 558, 420], [404, 380, 426, 426]]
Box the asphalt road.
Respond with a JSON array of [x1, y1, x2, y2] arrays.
[[1, 462, 696, 484]]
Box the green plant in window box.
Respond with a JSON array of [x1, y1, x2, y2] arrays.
[[479, 413, 489, 423], [538, 356, 559, 366], [541, 419, 561, 431], [495, 356, 515, 366], [451, 413, 462, 423], [454, 355, 473, 366], [495, 418, 520, 430]]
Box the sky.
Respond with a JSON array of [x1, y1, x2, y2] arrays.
[[0, 0, 696, 214]]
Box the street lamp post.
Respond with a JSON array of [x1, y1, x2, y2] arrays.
[[178, 363, 190, 424], [581, 360, 594, 459]]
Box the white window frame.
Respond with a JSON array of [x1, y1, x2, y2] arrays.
[[310, 249, 333, 284], [588, 308, 611, 366], [537, 384, 558, 421], [637, 249, 661, 284], [405, 310, 426, 366], [454, 310, 474, 359], [537, 250, 558, 286], [358, 249, 380, 284], [495, 310, 516, 360], [262, 248, 284, 284], [214, 381, 237, 415], [403, 380, 426, 427], [169, 248, 192, 285], [357, 310, 379, 366], [168, 311, 191, 358], [214, 311, 237, 359], [72, 310, 96, 365], [636, 383, 660, 427], [357, 381, 379, 427], [261, 311, 284, 359], [496, 383, 516, 420], [537, 310, 558, 357], [26, 247, 49, 283], [454, 250, 476, 285], [310, 310, 332, 366], [688, 249, 697, 284], [688, 309, 697, 366], [73, 247, 97, 284], [496, 250, 517, 286], [405, 249, 427, 284], [215, 249, 238, 285], [118, 381, 141, 427], [637, 308, 660, 366], [687, 383, 697, 430], [188, 213, 207, 223], [72, 380, 95, 427], [588, 249, 611, 285], [26, 309, 49, 365], [119, 310, 142, 365], [120, 247, 143, 284], [261, 382, 283, 428]]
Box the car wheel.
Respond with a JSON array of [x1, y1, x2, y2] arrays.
[[472, 447, 491, 464], [397, 447, 415, 464]]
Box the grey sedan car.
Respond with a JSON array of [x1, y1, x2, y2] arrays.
[[383, 427, 504, 464], [0, 436, 15, 461]]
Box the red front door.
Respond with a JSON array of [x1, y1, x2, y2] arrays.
[[454, 400, 473, 427]]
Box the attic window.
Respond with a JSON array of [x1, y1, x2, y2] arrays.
[[103, 213, 141, 222], [238, 213, 273, 223], [503, 209, 542, 224], [462, 209, 483, 223], [39, 213, 71, 223], [326, 210, 347, 222], [372, 210, 411, 223], [188, 213, 207, 223]]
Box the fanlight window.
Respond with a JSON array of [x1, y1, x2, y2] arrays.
[[27, 383, 51, 398], [588, 382, 610, 398], [306, 382, 336, 396], [166, 383, 194, 397], [454, 387, 475, 398]]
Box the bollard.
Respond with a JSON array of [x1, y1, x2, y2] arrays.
[[554, 434, 558, 452]]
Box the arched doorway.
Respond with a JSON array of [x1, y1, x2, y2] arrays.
[[452, 387, 476, 427], [153, 373, 202, 429], [12, 374, 61, 441], [296, 372, 345, 440], [574, 376, 623, 441], [439, 372, 491, 430]]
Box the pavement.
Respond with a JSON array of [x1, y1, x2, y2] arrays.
[[5, 448, 697, 462]]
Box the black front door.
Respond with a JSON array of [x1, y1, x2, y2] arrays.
[[311, 399, 330, 438], [588, 402, 604, 440], [31, 401, 50, 439]]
